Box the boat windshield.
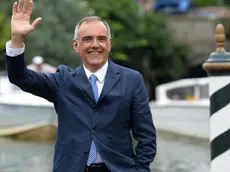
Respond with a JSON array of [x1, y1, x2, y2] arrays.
[[166, 84, 209, 101]]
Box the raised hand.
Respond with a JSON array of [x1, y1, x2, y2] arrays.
[[11, 0, 41, 47]]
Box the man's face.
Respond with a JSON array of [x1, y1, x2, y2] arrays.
[[73, 20, 111, 72]]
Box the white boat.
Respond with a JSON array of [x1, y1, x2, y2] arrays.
[[150, 77, 210, 140], [0, 75, 56, 136]]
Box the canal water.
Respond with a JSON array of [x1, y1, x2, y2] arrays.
[[0, 134, 210, 172]]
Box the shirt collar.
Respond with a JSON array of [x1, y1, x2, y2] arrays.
[[83, 60, 108, 83]]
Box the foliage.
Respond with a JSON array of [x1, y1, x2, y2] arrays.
[[192, 0, 218, 7], [24, 0, 94, 68], [0, 12, 11, 69], [87, 0, 190, 95], [1, 0, 93, 68]]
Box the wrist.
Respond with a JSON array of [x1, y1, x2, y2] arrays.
[[11, 35, 24, 48]]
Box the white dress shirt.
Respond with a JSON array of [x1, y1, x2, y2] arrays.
[[5, 40, 25, 57], [83, 61, 108, 97], [5, 40, 108, 164]]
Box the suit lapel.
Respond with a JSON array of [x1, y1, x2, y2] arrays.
[[74, 65, 96, 103], [98, 60, 120, 102]]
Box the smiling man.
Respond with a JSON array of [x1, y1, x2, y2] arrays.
[[73, 18, 111, 72], [3, 0, 157, 172]]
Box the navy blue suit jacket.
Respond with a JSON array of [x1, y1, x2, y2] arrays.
[[5, 52, 156, 172]]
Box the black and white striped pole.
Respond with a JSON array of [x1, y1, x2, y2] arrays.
[[203, 23, 230, 172]]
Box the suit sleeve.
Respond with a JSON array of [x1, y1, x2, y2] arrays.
[[4, 52, 63, 102], [131, 72, 157, 172]]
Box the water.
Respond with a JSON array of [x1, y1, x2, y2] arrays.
[[0, 104, 55, 128], [0, 135, 210, 172], [150, 136, 210, 172]]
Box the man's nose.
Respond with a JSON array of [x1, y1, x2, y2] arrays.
[[91, 39, 99, 48]]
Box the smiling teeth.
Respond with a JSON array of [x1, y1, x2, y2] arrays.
[[90, 52, 100, 54]]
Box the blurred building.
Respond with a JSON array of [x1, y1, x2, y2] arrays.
[[153, 0, 192, 14]]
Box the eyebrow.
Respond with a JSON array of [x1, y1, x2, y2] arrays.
[[82, 35, 108, 39], [82, 36, 92, 39]]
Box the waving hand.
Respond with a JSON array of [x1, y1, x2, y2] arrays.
[[11, 0, 41, 45]]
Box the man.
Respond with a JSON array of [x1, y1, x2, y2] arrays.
[[4, 0, 157, 172], [27, 55, 57, 72]]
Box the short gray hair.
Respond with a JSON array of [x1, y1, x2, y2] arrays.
[[73, 16, 111, 40]]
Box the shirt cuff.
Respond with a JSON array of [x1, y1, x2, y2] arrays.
[[5, 40, 25, 57]]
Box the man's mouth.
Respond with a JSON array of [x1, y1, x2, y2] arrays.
[[89, 51, 101, 55]]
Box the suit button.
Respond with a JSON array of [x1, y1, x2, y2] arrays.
[[94, 109, 98, 113], [84, 152, 89, 155], [92, 130, 96, 135]]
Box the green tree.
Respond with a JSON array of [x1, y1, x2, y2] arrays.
[[24, 0, 94, 67], [192, 0, 218, 7], [0, 12, 11, 69], [87, 0, 190, 99], [1, 0, 93, 68]]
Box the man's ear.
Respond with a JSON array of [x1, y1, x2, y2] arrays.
[[109, 39, 112, 52], [72, 40, 79, 52]]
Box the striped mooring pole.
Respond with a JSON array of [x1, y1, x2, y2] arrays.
[[203, 24, 230, 172]]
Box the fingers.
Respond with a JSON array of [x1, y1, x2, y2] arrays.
[[26, 0, 33, 16], [17, 0, 23, 12], [12, 2, 18, 15], [31, 17, 42, 29], [22, 0, 29, 13], [17, 0, 30, 13]]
